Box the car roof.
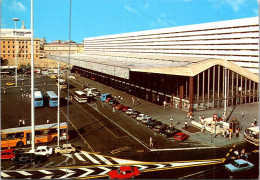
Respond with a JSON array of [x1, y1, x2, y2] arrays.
[[175, 132, 184, 135], [235, 159, 249, 165], [2, 149, 14, 153], [120, 166, 132, 171], [37, 146, 48, 149]]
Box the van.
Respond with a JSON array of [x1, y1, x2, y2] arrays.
[[100, 93, 112, 102], [74, 91, 88, 103]]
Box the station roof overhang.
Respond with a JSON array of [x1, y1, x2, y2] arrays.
[[48, 52, 259, 83]]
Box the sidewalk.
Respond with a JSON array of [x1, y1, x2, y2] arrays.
[[76, 76, 259, 148]]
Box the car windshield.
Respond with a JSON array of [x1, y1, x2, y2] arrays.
[[231, 161, 240, 168]]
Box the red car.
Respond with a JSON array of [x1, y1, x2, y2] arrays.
[[115, 104, 124, 110], [1, 149, 16, 160], [121, 106, 129, 112], [174, 132, 189, 141], [108, 166, 140, 179]]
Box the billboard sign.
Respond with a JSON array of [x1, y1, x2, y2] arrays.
[[1, 29, 32, 38]]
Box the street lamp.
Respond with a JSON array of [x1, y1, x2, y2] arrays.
[[12, 18, 19, 87], [57, 58, 60, 147]]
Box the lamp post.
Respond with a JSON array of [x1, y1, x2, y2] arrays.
[[57, 58, 60, 147], [12, 18, 19, 87]]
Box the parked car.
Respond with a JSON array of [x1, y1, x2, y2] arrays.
[[174, 132, 189, 141], [160, 127, 181, 138], [12, 153, 47, 166], [54, 144, 80, 155], [108, 166, 140, 179], [142, 117, 153, 124], [152, 121, 167, 133], [115, 104, 124, 110], [147, 118, 157, 128], [126, 109, 135, 115], [225, 159, 254, 173], [136, 114, 149, 121], [121, 106, 129, 112], [1, 149, 16, 160], [129, 111, 141, 118], [29, 146, 54, 157]]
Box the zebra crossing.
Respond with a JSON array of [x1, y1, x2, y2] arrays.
[[1, 158, 224, 179]]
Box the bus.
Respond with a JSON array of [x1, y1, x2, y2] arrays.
[[34, 91, 44, 107], [46, 91, 58, 107], [74, 91, 88, 103], [56, 79, 68, 89], [1, 122, 68, 148], [244, 126, 259, 146]]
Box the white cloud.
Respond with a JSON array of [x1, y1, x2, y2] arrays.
[[151, 13, 176, 28], [124, 5, 141, 17], [209, 0, 247, 12], [8, 0, 27, 12], [144, 3, 150, 9]]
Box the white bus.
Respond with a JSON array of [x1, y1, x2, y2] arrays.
[[56, 79, 68, 89], [244, 126, 259, 146], [74, 91, 88, 103], [34, 91, 44, 107]]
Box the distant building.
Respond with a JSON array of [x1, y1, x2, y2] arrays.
[[0, 21, 41, 63], [43, 41, 84, 57]]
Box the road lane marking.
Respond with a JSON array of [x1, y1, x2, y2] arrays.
[[38, 170, 53, 175], [59, 169, 76, 179], [81, 151, 101, 164], [150, 146, 217, 151], [78, 168, 95, 178], [43, 161, 55, 168], [1, 172, 11, 178], [75, 153, 86, 162], [98, 167, 111, 175], [17, 171, 32, 176], [94, 154, 112, 165]]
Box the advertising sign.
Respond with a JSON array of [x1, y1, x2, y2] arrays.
[[1, 29, 32, 38]]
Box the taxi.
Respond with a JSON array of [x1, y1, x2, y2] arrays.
[[6, 82, 15, 86]]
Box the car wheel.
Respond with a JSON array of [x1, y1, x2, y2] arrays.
[[131, 176, 135, 179], [57, 152, 61, 156]]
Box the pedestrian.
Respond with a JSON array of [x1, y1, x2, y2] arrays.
[[222, 129, 226, 137], [201, 124, 205, 132], [70, 96, 73, 102], [185, 121, 188, 129], [46, 119, 49, 124], [234, 150, 239, 159], [137, 98, 140, 104], [236, 129, 239, 137], [22, 119, 25, 126], [132, 96, 135, 104], [113, 106, 115, 112], [226, 129, 229, 138], [20, 87, 23, 92], [241, 149, 245, 158], [241, 112, 244, 118], [254, 117, 257, 126], [229, 131, 232, 140], [3, 86, 6, 94], [163, 101, 166, 107], [149, 137, 153, 147], [19, 119, 22, 126], [22, 81, 24, 86], [251, 122, 254, 127]]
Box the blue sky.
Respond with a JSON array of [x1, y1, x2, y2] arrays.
[[1, 0, 259, 43]]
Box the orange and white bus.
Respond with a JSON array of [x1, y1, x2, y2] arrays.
[[1, 122, 68, 148]]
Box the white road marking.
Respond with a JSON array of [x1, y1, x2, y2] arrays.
[[6, 165, 15, 170], [17, 171, 32, 176], [150, 146, 217, 151], [98, 167, 111, 175], [41, 175, 53, 179], [95, 154, 113, 165], [1, 172, 11, 178], [153, 164, 166, 169], [59, 169, 76, 179], [134, 165, 149, 171], [38, 170, 53, 175], [74, 153, 86, 161], [42, 161, 55, 168], [111, 157, 142, 164], [81, 151, 101, 164], [169, 159, 222, 168], [78, 168, 95, 178]]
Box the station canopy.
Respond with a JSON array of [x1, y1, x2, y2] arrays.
[[48, 52, 259, 83]]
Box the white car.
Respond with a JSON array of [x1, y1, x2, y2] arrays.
[[29, 146, 54, 157], [136, 114, 149, 121], [126, 109, 135, 115], [54, 144, 78, 155]]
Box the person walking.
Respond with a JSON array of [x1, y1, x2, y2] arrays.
[[229, 131, 232, 140], [149, 137, 153, 147], [20, 87, 23, 92], [132, 96, 135, 104], [185, 121, 188, 129], [46, 119, 49, 124], [3, 86, 6, 94], [22, 119, 25, 126], [241, 112, 244, 118], [19, 119, 23, 126], [113, 106, 115, 112], [163, 101, 166, 107], [254, 117, 257, 126]]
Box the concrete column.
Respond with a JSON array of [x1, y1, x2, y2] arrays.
[[236, 73, 238, 105], [245, 78, 247, 104], [189, 76, 194, 112], [249, 80, 251, 103], [180, 78, 184, 110], [213, 66, 215, 108], [240, 76, 243, 105], [224, 67, 227, 115], [197, 74, 199, 111], [222, 67, 225, 108], [231, 71, 234, 106], [208, 68, 210, 109], [202, 71, 205, 110], [218, 65, 220, 108], [253, 81, 255, 103]]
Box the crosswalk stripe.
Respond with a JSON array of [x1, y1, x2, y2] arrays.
[[78, 168, 95, 178], [1, 172, 11, 178], [95, 154, 113, 165], [60, 169, 75, 173], [111, 158, 140, 164], [38, 170, 53, 175], [81, 151, 101, 164], [98, 167, 111, 175], [17, 171, 32, 176], [75, 153, 86, 161]]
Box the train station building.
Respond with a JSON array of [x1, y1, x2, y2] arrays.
[[49, 17, 259, 112]]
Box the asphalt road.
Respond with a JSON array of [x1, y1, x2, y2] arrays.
[[1, 76, 259, 179]]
